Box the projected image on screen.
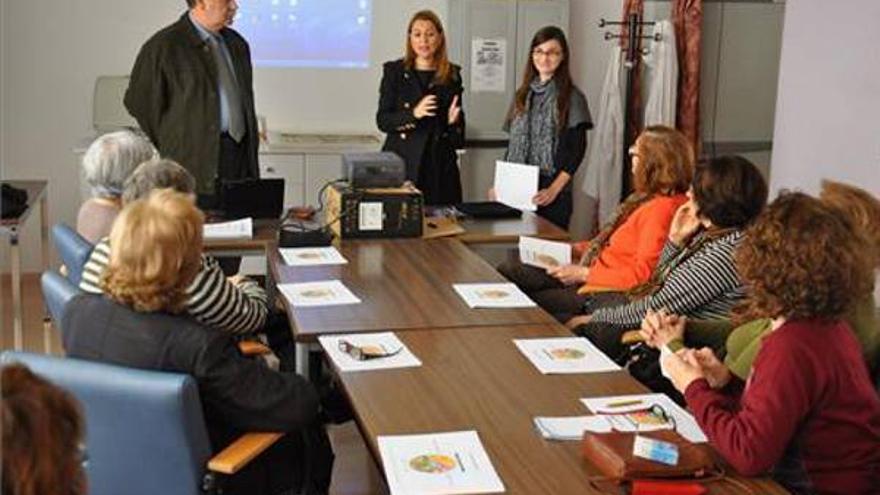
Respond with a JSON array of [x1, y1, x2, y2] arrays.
[[234, 0, 371, 68]]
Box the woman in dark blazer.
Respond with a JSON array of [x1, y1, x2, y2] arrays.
[[376, 10, 465, 205]]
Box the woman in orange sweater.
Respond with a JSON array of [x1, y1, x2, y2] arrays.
[[498, 125, 694, 322]]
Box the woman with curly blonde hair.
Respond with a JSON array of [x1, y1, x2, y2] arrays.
[[62, 189, 333, 495], [101, 188, 203, 312], [661, 192, 880, 494]]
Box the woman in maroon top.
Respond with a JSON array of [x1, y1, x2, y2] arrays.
[[662, 192, 880, 494]]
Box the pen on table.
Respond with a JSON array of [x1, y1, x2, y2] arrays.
[[605, 399, 644, 408]]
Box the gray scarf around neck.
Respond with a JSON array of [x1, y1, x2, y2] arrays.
[[506, 78, 559, 176]]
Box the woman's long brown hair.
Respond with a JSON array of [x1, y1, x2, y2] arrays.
[[508, 26, 573, 131], [403, 10, 452, 84]]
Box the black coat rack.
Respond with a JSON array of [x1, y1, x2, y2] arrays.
[[600, 14, 660, 201]]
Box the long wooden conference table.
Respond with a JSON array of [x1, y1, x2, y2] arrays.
[[264, 214, 786, 494]]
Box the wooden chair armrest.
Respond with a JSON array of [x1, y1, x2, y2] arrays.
[[576, 284, 618, 295], [208, 432, 284, 475], [620, 330, 645, 345], [238, 340, 271, 357]]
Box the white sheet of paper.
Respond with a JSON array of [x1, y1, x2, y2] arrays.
[[581, 393, 708, 443], [278, 280, 361, 308], [203, 217, 253, 240], [513, 337, 620, 374], [378, 430, 505, 495], [534, 415, 613, 441], [518, 236, 572, 270], [493, 161, 538, 212], [453, 283, 536, 308], [318, 332, 421, 372], [279, 246, 348, 267]]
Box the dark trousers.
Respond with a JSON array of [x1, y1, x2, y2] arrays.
[[198, 132, 250, 275], [496, 260, 587, 323], [536, 175, 573, 230], [221, 419, 334, 495]]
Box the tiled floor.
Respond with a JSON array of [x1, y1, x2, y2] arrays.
[[0, 273, 386, 495]]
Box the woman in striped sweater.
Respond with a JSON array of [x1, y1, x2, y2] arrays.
[[79, 159, 268, 335], [567, 155, 768, 360]]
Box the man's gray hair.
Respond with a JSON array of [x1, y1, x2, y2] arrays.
[[122, 159, 197, 204], [81, 130, 157, 198]]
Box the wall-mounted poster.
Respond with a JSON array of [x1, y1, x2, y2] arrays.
[[470, 38, 506, 93]]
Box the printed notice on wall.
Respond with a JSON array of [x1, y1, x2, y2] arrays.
[[471, 38, 506, 93]]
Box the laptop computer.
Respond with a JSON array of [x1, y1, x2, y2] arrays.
[[455, 201, 522, 219], [220, 178, 285, 219]]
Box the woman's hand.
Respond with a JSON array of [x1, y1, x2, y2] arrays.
[[565, 314, 592, 330], [685, 347, 732, 389], [660, 349, 705, 394], [447, 95, 461, 125], [639, 309, 686, 348], [668, 199, 702, 246], [487, 187, 497, 201], [532, 187, 561, 206], [413, 94, 438, 119], [546, 264, 588, 286]]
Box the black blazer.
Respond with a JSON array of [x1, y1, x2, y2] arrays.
[[376, 59, 465, 188], [125, 13, 260, 195], [61, 295, 319, 445]]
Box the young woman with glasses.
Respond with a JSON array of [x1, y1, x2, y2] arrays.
[[494, 26, 592, 229]]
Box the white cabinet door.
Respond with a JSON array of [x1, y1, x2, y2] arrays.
[[260, 153, 306, 208], [304, 154, 345, 207]]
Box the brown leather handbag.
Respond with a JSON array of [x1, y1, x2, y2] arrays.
[[582, 430, 718, 483]]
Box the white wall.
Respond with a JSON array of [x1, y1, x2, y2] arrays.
[[769, 0, 880, 197], [0, 0, 444, 271], [564, 0, 618, 240], [770, 0, 880, 303], [1, 0, 784, 268]]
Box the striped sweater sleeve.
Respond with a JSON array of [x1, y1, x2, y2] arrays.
[[590, 232, 744, 328], [79, 237, 111, 294], [185, 255, 268, 334]]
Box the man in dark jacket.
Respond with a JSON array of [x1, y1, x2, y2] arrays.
[[124, 0, 259, 206]]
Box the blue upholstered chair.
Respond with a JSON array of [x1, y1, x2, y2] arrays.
[[41, 270, 80, 332], [0, 351, 282, 495], [51, 223, 94, 285]]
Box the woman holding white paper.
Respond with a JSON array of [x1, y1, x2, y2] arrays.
[[498, 126, 693, 322], [499, 26, 592, 229]]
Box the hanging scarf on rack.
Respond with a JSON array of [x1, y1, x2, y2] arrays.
[[626, 227, 738, 300], [579, 192, 652, 267], [506, 78, 559, 176]]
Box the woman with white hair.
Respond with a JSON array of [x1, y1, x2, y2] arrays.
[[76, 130, 156, 243]]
